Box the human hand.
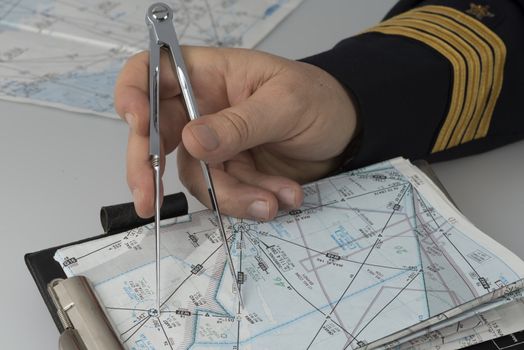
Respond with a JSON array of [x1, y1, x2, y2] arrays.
[[115, 47, 357, 221]]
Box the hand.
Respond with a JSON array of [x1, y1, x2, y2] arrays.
[[115, 46, 357, 221]]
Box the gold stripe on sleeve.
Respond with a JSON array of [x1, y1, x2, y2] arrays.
[[367, 20, 471, 152], [419, 6, 506, 140], [391, 11, 493, 149], [382, 16, 482, 151], [364, 5, 505, 152], [399, 10, 492, 146]]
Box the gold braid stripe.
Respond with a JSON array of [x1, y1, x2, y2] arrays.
[[382, 16, 482, 150], [419, 6, 506, 140], [402, 11, 492, 145], [391, 11, 493, 149], [365, 5, 505, 152], [365, 23, 468, 152]]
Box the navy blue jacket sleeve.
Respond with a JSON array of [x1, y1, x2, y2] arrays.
[[301, 0, 524, 169]]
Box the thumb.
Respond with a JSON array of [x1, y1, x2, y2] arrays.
[[181, 85, 304, 162]]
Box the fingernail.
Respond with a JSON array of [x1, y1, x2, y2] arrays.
[[125, 112, 135, 129], [189, 124, 219, 151], [247, 200, 269, 220], [278, 187, 296, 207]]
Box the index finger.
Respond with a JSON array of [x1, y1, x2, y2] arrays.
[[114, 50, 182, 137]]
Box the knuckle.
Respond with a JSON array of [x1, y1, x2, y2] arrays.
[[220, 109, 251, 147], [273, 81, 297, 99], [279, 83, 306, 115]]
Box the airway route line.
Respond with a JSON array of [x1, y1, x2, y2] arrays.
[[350, 284, 456, 343], [106, 306, 150, 312], [159, 320, 174, 350], [413, 189, 479, 298], [380, 185, 410, 234], [236, 226, 245, 350], [69, 229, 146, 263], [414, 187, 483, 281], [162, 235, 229, 309], [108, 235, 228, 347], [417, 223, 463, 306], [266, 232, 414, 272], [408, 185, 464, 307], [419, 218, 478, 298], [343, 270, 422, 350], [257, 240, 357, 343], [75, 238, 122, 260], [306, 239, 380, 349], [333, 182, 406, 202], [295, 214, 351, 345], [274, 200, 339, 219], [119, 311, 148, 337], [122, 315, 151, 343], [294, 186, 413, 271], [307, 183, 411, 349]]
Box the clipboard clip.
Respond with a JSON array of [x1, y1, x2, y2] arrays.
[[48, 277, 123, 350]]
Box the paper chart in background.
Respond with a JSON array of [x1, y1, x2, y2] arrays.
[[0, 0, 303, 118]]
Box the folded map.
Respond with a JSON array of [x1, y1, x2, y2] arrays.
[[54, 157, 524, 350]]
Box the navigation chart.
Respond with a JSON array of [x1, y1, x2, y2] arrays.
[[0, 0, 303, 117], [55, 158, 524, 349]]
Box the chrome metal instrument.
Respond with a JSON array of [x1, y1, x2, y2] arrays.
[[146, 2, 244, 314], [50, 277, 123, 350]]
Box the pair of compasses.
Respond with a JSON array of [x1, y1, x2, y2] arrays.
[[146, 3, 244, 316]]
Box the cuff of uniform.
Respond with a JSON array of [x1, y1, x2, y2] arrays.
[[300, 32, 452, 170]]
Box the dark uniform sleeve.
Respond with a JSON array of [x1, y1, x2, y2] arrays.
[[301, 0, 524, 170]]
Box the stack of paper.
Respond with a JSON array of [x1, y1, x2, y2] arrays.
[[55, 158, 524, 349]]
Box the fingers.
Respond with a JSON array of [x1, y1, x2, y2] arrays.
[[115, 51, 150, 136], [126, 129, 165, 218], [224, 153, 304, 210], [118, 51, 190, 218], [124, 96, 187, 218], [179, 146, 279, 220], [157, 97, 188, 153], [178, 147, 303, 221], [114, 50, 182, 137], [181, 80, 306, 163]]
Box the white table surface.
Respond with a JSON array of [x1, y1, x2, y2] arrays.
[[1, 1, 523, 348]]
